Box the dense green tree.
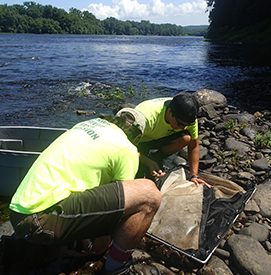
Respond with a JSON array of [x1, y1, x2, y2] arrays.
[[43, 5, 53, 19], [0, 2, 191, 36]]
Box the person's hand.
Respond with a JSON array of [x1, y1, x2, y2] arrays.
[[148, 159, 166, 178], [190, 176, 212, 188]]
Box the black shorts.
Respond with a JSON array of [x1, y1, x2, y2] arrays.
[[137, 130, 191, 156], [10, 181, 125, 245]]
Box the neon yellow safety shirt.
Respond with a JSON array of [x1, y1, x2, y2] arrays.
[[135, 98, 198, 143], [9, 118, 139, 214]]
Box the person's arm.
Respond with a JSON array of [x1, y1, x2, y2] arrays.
[[188, 138, 210, 187], [139, 153, 166, 178]]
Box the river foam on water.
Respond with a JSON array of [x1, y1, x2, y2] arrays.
[[0, 34, 270, 128]]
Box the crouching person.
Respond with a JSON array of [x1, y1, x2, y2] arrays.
[[9, 108, 162, 274]]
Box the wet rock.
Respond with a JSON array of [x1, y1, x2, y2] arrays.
[[227, 234, 271, 275]]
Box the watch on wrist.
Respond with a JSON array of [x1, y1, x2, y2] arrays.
[[190, 175, 199, 180]]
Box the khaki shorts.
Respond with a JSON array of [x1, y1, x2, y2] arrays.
[[10, 181, 125, 245]]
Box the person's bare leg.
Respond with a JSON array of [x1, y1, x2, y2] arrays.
[[113, 178, 161, 250]]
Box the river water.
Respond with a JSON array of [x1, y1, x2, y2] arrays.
[[1, 34, 271, 128]]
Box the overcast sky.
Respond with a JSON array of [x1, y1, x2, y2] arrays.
[[2, 0, 210, 26]]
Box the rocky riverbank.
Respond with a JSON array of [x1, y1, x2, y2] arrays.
[[0, 89, 271, 274], [169, 89, 271, 274], [135, 89, 271, 275]]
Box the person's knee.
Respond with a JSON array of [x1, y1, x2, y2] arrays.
[[122, 179, 161, 214], [177, 134, 191, 146], [141, 179, 161, 212]]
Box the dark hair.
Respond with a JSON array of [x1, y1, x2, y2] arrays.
[[99, 114, 141, 145], [168, 91, 199, 123]]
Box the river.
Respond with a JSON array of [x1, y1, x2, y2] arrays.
[[1, 34, 271, 128]]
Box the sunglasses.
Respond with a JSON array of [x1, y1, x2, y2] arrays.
[[176, 118, 195, 128]]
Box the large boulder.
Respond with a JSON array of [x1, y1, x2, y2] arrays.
[[227, 234, 271, 275], [193, 89, 227, 108]]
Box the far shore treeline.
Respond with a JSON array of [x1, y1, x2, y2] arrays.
[[0, 2, 207, 36]]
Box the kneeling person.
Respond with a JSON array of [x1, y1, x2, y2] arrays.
[[9, 108, 161, 274]]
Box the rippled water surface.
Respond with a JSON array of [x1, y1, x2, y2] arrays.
[[1, 34, 270, 128]]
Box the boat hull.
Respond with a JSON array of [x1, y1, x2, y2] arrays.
[[0, 126, 67, 197]]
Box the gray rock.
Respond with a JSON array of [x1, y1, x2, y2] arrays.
[[193, 89, 227, 108], [152, 262, 176, 275], [254, 152, 264, 159], [240, 127, 256, 140], [261, 148, 271, 154], [222, 112, 256, 125], [264, 241, 271, 252], [212, 165, 227, 173], [178, 147, 188, 160], [254, 171, 266, 176], [200, 158, 217, 170], [237, 171, 255, 180], [253, 179, 271, 218], [200, 104, 219, 120], [201, 139, 211, 147], [214, 122, 227, 132], [205, 119, 217, 129], [238, 227, 251, 236], [172, 156, 187, 166], [199, 145, 208, 159], [198, 255, 233, 275], [239, 222, 269, 242], [214, 248, 231, 261], [209, 144, 220, 151], [0, 221, 14, 238], [251, 158, 271, 171], [244, 199, 260, 213], [224, 138, 250, 153], [227, 234, 271, 275]]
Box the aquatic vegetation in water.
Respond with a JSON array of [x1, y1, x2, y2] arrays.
[[67, 81, 151, 102]]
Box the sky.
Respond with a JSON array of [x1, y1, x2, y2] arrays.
[[1, 0, 210, 26]]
